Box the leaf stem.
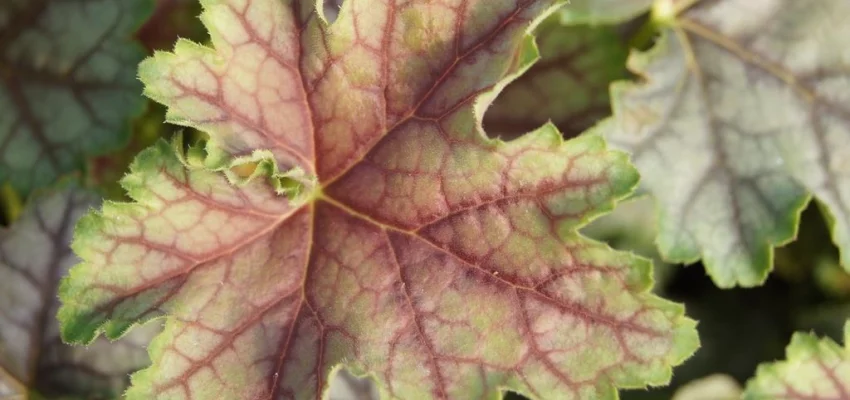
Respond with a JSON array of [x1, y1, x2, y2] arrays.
[[627, 18, 660, 51], [0, 183, 23, 225]]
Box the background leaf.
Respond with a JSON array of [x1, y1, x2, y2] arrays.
[[599, 200, 850, 399], [0, 0, 152, 195], [0, 186, 155, 399], [606, 0, 850, 287]]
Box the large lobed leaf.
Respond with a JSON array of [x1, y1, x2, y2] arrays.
[[0, 0, 151, 195], [59, 1, 699, 399], [0, 186, 155, 399], [606, 0, 850, 287], [743, 321, 850, 399]]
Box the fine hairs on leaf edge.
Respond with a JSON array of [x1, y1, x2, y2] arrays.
[[56, 133, 312, 346]]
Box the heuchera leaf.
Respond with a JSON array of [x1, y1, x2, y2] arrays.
[[0, 186, 155, 399], [743, 321, 850, 399], [0, 0, 151, 195], [59, 1, 698, 398], [483, 9, 628, 139], [606, 0, 850, 287]]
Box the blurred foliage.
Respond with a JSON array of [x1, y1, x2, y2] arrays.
[[617, 201, 846, 400], [0, 0, 151, 196]]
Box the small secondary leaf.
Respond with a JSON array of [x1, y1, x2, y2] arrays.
[[743, 322, 850, 399], [484, 9, 629, 139], [0, 0, 152, 195], [60, 1, 699, 399], [0, 186, 154, 399], [606, 0, 850, 287]]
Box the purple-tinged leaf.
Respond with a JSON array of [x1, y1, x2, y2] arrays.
[[60, 1, 699, 398]]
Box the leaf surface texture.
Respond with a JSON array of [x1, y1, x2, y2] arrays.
[[60, 1, 699, 398]]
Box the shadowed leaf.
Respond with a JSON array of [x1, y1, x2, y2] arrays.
[[0, 186, 155, 399], [0, 0, 152, 195]]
